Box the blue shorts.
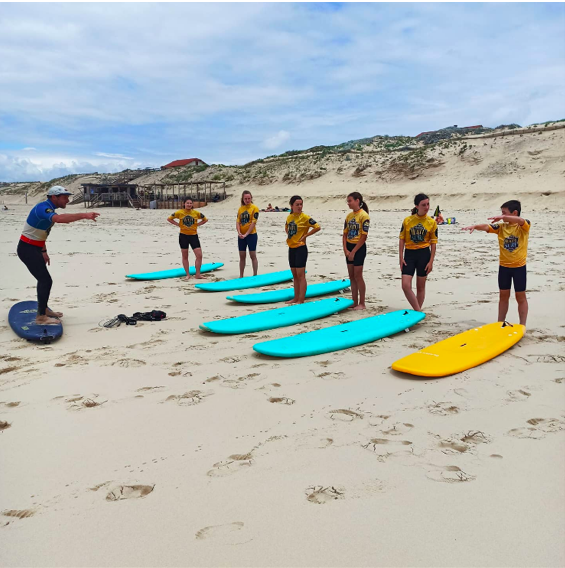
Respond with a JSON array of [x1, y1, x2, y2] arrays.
[[498, 265, 526, 292], [238, 233, 258, 252]]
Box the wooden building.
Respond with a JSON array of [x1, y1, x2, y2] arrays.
[[161, 158, 207, 170], [78, 180, 226, 209]]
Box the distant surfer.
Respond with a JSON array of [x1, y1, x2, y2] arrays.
[[399, 193, 438, 312], [17, 185, 100, 325], [236, 190, 259, 278], [343, 192, 370, 310], [462, 200, 530, 325], [167, 198, 208, 280], [285, 195, 321, 304]]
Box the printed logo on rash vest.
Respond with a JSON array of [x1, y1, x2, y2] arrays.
[[287, 221, 297, 238], [503, 235, 519, 252], [240, 211, 250, 225], [410, 223, 427, 243], [182, 215, 195, 228], [347, 220, 360, 239]]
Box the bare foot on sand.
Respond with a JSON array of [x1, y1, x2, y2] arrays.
[[36, 315, 61, 325], [184, 276, 191, 281], [46, 309, 63, 318], [194, 274, 204, 279], [352, 304, 366, 311], [286, 299, 298, 305]]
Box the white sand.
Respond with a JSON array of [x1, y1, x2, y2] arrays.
[[1, 192, 564, 567]]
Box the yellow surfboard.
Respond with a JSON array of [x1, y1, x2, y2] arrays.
[[392, 322, 525, 377]]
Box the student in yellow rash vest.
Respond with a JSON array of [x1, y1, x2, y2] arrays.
[[343, 191, 370, 310], [236, 190, 260, 278], [285, 195, 321, 304], [167, 198, 208, 280], [462, 199, 530, 326], [399, 193, 438, 312]]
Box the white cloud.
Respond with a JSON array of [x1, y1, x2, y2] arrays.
[[263, 130, 291, 150], [95, 152, 134, 160], [22, 147, 37, 151]]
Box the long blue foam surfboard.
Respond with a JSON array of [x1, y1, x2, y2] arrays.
[[200, 297, 353, 334], [8, 301, 63, 344], [227, 279, 351, 304], [253, 309, 426, 358], [195, 270, 295, 292], [126, 262, 224, 280]]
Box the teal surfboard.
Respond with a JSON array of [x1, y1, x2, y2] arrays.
[[227, 279, 351, 304], [126, 262, 223, 280], [253, 309, 426, 357], [195, 270, 294, 292], [200, 297, 353, 334]]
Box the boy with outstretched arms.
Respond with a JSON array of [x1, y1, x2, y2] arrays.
[[462, 200, 530, 326]]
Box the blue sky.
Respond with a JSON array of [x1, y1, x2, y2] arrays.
[[0, 2, 564, 182]]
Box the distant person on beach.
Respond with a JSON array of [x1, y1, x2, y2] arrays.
[[2, 205, 8, 210], [236, 190, 259, 278], [17, 185, 100, 325], [285, 195, 321, 304], [462, 200, 530, 325], [167, 198, 208, 280], [343, 191, 370, 310], [399, 193, 438, 312], [265, 203, 274, 212]]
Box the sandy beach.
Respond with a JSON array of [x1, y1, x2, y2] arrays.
[[1, 194, 564, 566]]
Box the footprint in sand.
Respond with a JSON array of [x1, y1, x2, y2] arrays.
[[506, 389, 531, 402], [436, 431, 491, 454], [63, 395, 106, 411], [195, 522, 248, 544], [507, 417, 565, 439], [106, 484, 155, 501], [136, 386, 165, 392], [207, 453, 254, 477], [0, 420, 12, 431], [0, 401, 20, 408], [327, 409, 364, 422], [110, 359, 146, 368], [379, 422, 414, 436], [305, 486, 345, 504], [317, 371, 346, 380], [2, 509, 35, 520], [268, 397, 295, 405], [427, 401, 461, 416], [164, 390, 212, 406], [425, 464, 476, 483]]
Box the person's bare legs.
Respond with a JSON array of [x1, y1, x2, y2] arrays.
[[296, 268, 307, 304], [347, 264, 358, 308], [181, 249, 190, 280], [416, 276, 427, 309], [498, 289, 511, 322], [287, 267, 299, 304], [249, 251, 258, 276], [239, 251, 247, 278], [401, 274, 422, 311], [352, 265, 366, 310], [515, 291, 528, 326], [193, 248, 203, 279]]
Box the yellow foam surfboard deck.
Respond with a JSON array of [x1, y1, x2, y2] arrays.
[[392, 322, 525, 377]]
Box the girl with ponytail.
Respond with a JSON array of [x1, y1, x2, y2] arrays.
[[343, 192, 370, 310], [398, 193, 438, 311]]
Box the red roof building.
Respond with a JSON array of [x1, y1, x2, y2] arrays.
[[161, 158, 207, 170]]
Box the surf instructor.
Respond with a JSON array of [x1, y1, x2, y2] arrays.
[[17, 185, 100, 325]]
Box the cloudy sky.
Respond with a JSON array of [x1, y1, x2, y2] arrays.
[[1, 2, 564, 182]]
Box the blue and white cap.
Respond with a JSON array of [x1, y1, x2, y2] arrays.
[[47, 185, 73, 196]]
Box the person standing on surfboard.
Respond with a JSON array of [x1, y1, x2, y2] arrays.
[[236, 190, 259, 278], [343, 192, 370, 310], [285, 195, 321, 304], [167, 198, 208, 280], [462, 200, 530, 326], [399, 193, 438, 312], [17, 185, 100, 325]]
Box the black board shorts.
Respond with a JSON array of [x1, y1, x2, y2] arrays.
[[179, 234, 201, 250], [402, 247, 431, 277], [498, 265, 526, 292], [238, 233, 258, 252], [288, 245, 308, 269], [346, 242, 367, 267]]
